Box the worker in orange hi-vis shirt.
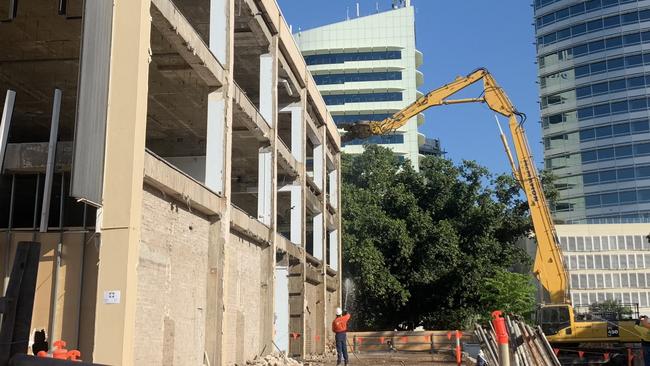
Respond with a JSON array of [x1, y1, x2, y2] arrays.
[[332, 307, 351, 365]]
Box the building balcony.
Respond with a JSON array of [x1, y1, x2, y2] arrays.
[[416, 69, 424, 87], [417, 113, 425, 126], [415, 49, 424, 68]]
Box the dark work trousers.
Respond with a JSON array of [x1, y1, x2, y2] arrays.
[[335, 332, 349, 364], [643, 342, 650, 366]]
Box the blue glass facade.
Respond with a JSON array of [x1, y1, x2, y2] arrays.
[[332, 113, 393, 125], [304, 51, 401, 65], [313, 71, 402, 85], [343, 134, 405, 146], [536, 0, 650, 223], [323, 92, 402, 106]]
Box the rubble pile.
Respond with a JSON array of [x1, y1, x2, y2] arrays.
[[304, 344, 337, 363], [244, 353, 302, 366]]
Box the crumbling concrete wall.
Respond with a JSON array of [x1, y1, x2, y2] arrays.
[[222, 232, 267, 365], [325, 290, 337, 345], [304, 280, 322, 354], [135, 186, 210, 365]]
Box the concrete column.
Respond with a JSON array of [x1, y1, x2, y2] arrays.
[[209, 0, 228, 64], [313, 143, 324, 191], [312, 213, 323, 260], [259, 53, 274, 126], [92, 0, 152, 363], [205, 91, 226, 194], [329, 230, 338, 271], [264, 36, 280, 354], [274, 265, 290, 353], [336, 153, 343, 307], [205, 1, 234, 365], [258, 146, 273, 225], [328, 169, 338, 209], [290, 184, 302, 246], [290, 105, 303, 162]]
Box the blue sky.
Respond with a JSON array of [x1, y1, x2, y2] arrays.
[[276, 0, 543, 175]]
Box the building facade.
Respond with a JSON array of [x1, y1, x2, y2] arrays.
[[534, 0, 650, 223], [295, 2, 427, 169], [419, 137, 444, 157], [556, 224, 650, 316], [0, 0, 341, 364]]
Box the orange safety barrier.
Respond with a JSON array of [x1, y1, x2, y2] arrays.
[[350, 331, 474, 354]]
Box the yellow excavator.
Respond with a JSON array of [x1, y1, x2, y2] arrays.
[[340, 68, 647, 347]]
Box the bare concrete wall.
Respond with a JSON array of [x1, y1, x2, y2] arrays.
[[135, 186, 210, 365], [325, 290, 337, 345], [304, 280, 324, 354], [222, 231, 266, 365]]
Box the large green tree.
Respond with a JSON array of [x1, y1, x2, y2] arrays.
[[342, 145, 536, 330]]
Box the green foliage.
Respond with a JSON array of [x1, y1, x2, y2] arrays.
[[479, 269, 537, 322], [342, 145, 535, 330], [588, 299, 633, 318]]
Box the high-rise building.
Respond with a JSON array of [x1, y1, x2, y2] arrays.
[[520, 224, 650, 315], [419, 137, 445, 157], [534, 0, 650, 223], [296, 2, 428, 169]]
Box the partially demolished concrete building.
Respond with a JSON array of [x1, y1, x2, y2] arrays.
[[0, 0, 342, 364]]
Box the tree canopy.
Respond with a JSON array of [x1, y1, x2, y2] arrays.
[[341, 145, 536, 330]]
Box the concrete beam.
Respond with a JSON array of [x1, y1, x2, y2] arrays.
[[92, 0, 152, 363], [3, 142, 73, 173], [305, 186, 322, 215], [304, 263, 322, 285], [232, 83, 271, 141], [143, 151, 227, 217], [275, 233, 303, 261], [277, 140, 300, 177], [151, 0, 225, 87], [305, 113, 321, 146], [230, 205, 271, 245]]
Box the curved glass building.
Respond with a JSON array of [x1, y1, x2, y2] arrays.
[[535, 0, 650, 223]]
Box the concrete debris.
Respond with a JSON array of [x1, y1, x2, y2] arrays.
[[243, 353, 303, 366], [304, 344, 337, 362]]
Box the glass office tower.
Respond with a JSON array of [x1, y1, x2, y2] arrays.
[[535, 0, 650, 223]]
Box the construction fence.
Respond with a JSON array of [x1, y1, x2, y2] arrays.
[[346, 331, 475, 353]]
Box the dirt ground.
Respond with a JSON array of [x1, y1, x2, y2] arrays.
[[306, 352, 461, 366]]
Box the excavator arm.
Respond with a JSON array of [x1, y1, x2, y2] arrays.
[[342, 68, 569, 304]]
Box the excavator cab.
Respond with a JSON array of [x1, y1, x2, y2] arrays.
[[537, 304, 572, 337]]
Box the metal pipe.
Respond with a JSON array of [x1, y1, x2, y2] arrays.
[[41, 89, 62, 233], [48, 173, 65, 349], [3, 174, 15, 295]]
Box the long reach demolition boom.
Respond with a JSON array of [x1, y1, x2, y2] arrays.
[[342, 68, 569, 304]]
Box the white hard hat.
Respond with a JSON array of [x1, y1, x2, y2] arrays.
[[336, 307, 342, 316]]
